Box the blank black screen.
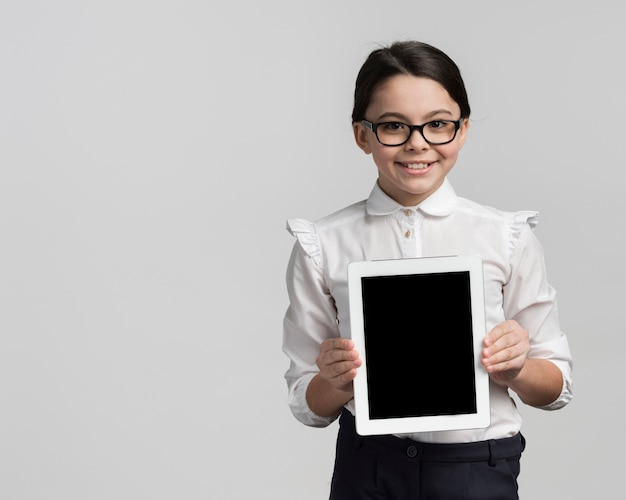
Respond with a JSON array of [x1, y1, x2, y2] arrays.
[[361, 271, 477, 419]]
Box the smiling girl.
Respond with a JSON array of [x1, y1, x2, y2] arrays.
[[282, 40, 573, 499]]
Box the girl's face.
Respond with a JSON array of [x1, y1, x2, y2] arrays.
[[353, 75, 469, 207]]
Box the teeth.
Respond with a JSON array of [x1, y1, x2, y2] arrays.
[[405, 163, 429, 170]]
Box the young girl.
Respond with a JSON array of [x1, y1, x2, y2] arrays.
[[282, 40, 573, 499]]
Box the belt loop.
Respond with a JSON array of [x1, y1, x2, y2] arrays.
[[488, 439, 497, 467], [354, 435, 364, 449]]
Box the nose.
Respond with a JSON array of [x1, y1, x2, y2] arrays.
[[405, 128, 430, 151]]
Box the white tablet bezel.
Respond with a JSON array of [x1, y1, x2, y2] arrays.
[[347, 255, 490, 436]]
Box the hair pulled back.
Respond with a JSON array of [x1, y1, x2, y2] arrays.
[[351, 41, 471, 123]]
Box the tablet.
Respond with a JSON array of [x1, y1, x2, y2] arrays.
[[347, 255, 490, 436]]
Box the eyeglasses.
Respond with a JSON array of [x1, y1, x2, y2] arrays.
[[361, 118, 463, 147]]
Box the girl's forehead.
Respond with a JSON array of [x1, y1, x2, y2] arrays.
[[368, 75, 460, 118]]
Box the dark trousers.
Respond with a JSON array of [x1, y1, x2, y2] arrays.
[[329, 410, 525, 500]]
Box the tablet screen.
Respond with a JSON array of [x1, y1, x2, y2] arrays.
[[361, 271, 477, 419]]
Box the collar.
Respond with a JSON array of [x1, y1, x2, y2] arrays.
[[366, 178, 458, 217]]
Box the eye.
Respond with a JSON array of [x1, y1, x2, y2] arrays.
[[381, 122, 407, 133], [427, 120, 447, 129]]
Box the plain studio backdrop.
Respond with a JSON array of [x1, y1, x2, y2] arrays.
[[1, 1, 623, 499]]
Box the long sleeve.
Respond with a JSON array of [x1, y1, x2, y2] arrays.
[[502, 219, 573, 410], [282, 221, 340, 427]]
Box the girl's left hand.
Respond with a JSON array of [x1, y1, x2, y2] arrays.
[[481, 319, 530, 385]]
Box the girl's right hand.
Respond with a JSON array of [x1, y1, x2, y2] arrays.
[[316, 338, 362, 393]]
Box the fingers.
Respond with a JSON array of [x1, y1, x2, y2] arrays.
[[319, 338, 356, 361], [482, 320, 529, 376], [483, 320, 519, 347], [317, 338, 362, 389]]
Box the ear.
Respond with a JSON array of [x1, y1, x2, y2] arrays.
[[353, 122, 372, 155], [457, 118, 470, 150]]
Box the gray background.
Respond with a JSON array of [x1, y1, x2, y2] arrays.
[[1, 1, 622, 499]]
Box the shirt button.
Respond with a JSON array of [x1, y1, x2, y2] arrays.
[[405, 230, 412, 238], [407, 445, 418, 458], [404, 209, 412, 216]]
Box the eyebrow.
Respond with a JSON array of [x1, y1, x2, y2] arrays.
[[376, 109, 455, 122]]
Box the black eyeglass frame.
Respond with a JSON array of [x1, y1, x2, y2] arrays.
[[361, 118, 464, 146]]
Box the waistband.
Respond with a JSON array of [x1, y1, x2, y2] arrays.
[[339, 409, 525, 466]]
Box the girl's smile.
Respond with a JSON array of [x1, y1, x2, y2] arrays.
[[398, 161, 434, 171], [353, 75, 469, 207]]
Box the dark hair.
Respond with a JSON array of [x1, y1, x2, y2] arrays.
[[351, 41, 471, 122]]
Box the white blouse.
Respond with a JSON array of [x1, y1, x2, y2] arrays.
[[282, 179, 573, 443]]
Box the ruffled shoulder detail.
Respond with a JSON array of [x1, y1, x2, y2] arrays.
[[286, 219, 322, 267], [509, 210, 539, 256]]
